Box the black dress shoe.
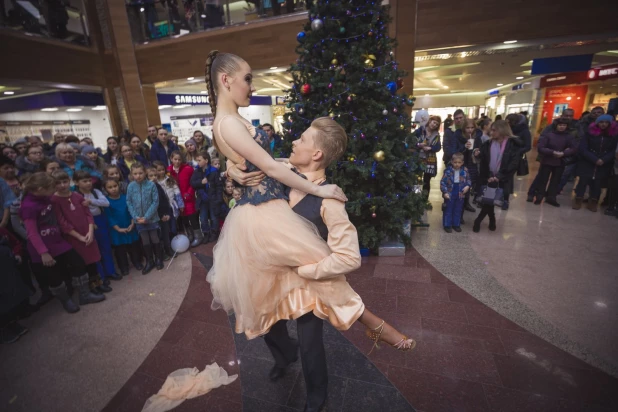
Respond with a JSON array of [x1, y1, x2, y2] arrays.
[[269, 365, 286, 382], [464, 203, 476, 212], [108, 273, 123, 281], [452, 226, 462, 232]]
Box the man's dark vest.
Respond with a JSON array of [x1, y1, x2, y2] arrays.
[[291, 181, 328, 241]]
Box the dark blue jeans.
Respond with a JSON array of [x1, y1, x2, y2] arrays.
[[443, 183, 464, 228], [557, 163, 577, 193], [199, 202, 219, 233]]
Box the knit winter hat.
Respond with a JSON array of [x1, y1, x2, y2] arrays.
[[184, 138, 197, 148], [596, 114, 614, 124], [81, 145, 97, 155], [14, 137, 27, 145]]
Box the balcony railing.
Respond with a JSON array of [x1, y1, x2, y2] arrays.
[[0, 0, 90, 46], [126, 0, 310, 44]]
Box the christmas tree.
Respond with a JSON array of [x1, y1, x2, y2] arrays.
[[282, 0, 428, 252]]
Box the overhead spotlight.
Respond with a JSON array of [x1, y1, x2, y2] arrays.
[[200, 90, 208, 94], [524, 82, 531, 85], [443, 85, 449, 89], [425, 94, 430, 96], [3, 91, 15, 95], [270, 66, 278, 70], [66, 108, 82, 112], [140, 7, 145, 12], [566, 96, 572, 101], [158, 105, 172, 109], [187, 77, 195, 81], [41, 108, 58, 111], [91, 106, 106, 111], [544, 100, 547, 103], [497, 83, 504, 86], [503, 40, 517, 44], [516, 76, 524, 80]]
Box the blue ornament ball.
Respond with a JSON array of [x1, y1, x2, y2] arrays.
[[171, 235, 190, 254], [297, 31, 306, 43], [386, 81, 397, 95]]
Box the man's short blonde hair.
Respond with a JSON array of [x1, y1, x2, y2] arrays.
[[310, 117, 348, 166]]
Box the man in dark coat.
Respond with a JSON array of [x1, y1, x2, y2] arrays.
[[149, 128, 179, 168]]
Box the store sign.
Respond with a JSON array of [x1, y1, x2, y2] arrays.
[[488, 90, 499, 96], [157, 94, 272, 106], [539, 72, 587, 88], [587, 65, 618, 81]]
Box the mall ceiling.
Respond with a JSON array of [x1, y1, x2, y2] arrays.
[[156, 42, 618, 98]]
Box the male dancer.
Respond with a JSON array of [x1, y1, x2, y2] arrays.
[[228, 118, 360, 412]]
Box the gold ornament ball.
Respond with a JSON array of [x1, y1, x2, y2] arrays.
[[373, 150, 385, 162], [348, 156, 356, 162], [331, 58, 339, 65], [364, 59, 374, 68], [400, 124, 405, 130]]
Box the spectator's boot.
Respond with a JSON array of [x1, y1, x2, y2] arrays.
[[489, 216, 497, 231], [164, 243, 175, 259], [35, 288, 54, 308], [78, 275, 105, 305], [208, 230, 220, 243], [572, 197, 583, 210], [154, 243, 165, 270], [185, 227, 195, 245], [142, 244, 155, 275], [191, 229, 203, 248], [588, 199, 599, 212], [49, 283, 80, 314]]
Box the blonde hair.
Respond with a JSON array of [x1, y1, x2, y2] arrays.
[[451, 152, 464, 162], [490, 120, 515, 139], [310, 117, 348, 166], [54, 142, 73, 158], [205, 50, 245, 152], [22, 172, 56, 194]]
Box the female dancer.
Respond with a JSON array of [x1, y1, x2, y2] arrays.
[[205, 50, 414, 352]]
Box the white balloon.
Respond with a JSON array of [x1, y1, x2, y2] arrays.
[[171, 235, 191, 254]]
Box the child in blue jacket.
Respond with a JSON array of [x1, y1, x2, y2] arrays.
[[440, 153, 471, 233], [190, 151, 224, 243]]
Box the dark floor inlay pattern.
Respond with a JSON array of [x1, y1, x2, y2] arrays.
[[227, 312, 415, 412], [194, 252, 214, 270]]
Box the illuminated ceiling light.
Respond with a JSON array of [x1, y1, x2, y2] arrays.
[[158, 105, 172, 109], [497, 83, 504, 86], [91, 106, 106, 110], [200, 90, 208, 94], [577, 97, 581, 99], [140, 7, 144, 12], [66, 108, 82, 112], [524, 82, 531, 84], [270, 66, 278, 70], [187, 77, 195, 81], [443, 85, 449, 89], [173, 105, 189, 109], [516, 76, 524, 80], [41, 108, 58, 111], [425, 94, 430, 96], [504, 40, 517, 44], [3, 91, 15, 95]]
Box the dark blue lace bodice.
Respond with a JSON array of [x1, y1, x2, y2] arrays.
[[236, 128, 288, 206]]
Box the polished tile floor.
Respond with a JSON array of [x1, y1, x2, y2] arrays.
[[3, 151, 618, 412]]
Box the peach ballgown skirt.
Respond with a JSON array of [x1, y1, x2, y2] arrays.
[[206, 199, 365, 339]]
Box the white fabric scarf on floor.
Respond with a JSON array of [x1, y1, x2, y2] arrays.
[[141, 363, 238, 412]]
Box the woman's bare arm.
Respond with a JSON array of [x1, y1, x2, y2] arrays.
[[219, 117, 346, 201]]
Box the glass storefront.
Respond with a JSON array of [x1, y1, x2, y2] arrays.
[[0, 0, 90, 46], [126, 0, 310, 44]]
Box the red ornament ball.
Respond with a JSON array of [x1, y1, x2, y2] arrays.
[[301, 84, 312, 95], [396, 77, 404, 90], [368, 31, 373, 36]]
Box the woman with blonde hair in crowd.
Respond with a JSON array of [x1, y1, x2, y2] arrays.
[[472, 120, 522, 232]]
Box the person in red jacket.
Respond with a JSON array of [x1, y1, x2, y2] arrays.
[[167, 151, 201, 246]]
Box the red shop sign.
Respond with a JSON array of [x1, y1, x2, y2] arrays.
[[587, 65, 618, 81]]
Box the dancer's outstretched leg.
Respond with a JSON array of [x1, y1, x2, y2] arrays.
[[358, 309, 416, 354]]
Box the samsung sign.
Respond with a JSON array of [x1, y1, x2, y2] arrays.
[[157, 94, 273, 106]]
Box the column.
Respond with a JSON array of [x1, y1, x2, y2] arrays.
[[101, 0, 151, 137], [389, 0, 417, 109]]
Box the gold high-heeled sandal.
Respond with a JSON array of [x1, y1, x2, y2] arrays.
[[365, 320, 417, 355]]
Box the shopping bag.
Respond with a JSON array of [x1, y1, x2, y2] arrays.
[[476, 185, 504, 207]]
